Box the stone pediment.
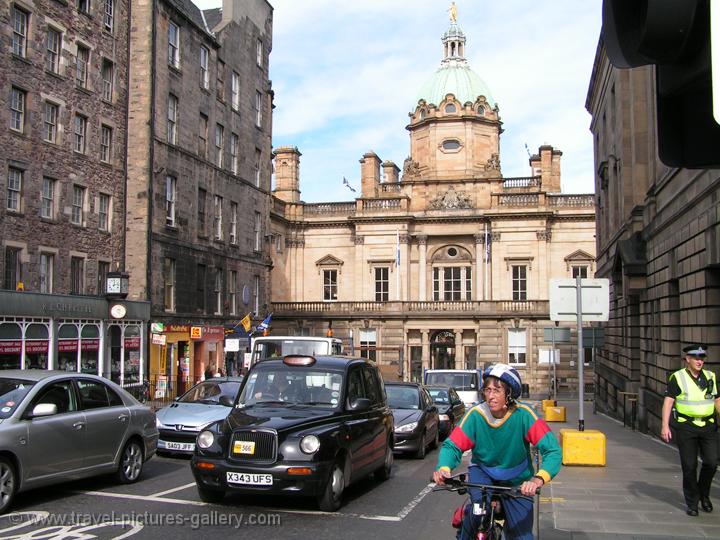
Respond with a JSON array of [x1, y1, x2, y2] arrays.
[[428, 186, 473, 210], [315, 255, 344, 267], [564, 250, 594, 263]]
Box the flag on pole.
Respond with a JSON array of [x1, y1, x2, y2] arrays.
[[343, 177, 357, 192], [257, 313, 273, 332], [239, 313, 252, 333]]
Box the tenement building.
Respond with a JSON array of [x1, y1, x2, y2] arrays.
[[127, 0, 274, 395], [269, 19, 596, 394], [586, 39, 720, 433], [0, 0, 150, 385]]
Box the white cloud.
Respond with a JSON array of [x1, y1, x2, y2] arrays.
[[194, 0, 602, 201]]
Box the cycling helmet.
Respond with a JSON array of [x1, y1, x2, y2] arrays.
[[482, 364, 522, 400]]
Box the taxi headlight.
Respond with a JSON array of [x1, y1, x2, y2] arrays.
[[300, 435, 320, 454], [197, 430, 215, 449]]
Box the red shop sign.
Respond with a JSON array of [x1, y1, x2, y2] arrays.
[[82, 339, 99, 351], [124, 337, 141, 349], [25, 341, 49, 354], [58, 340, 78, 353], [0, 341, 21, 354]]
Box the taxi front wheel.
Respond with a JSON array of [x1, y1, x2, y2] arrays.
[[318, 461, 345, 512]]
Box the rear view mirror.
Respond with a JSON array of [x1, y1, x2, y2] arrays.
[[347, 397, 371, 412], [31, 403, 57, 418]]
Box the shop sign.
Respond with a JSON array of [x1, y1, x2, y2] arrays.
[[124, 337, 141, 349], [203, 326, 225, 339], [0, 341, 21, 354], [190, 326, 203, 339], [151, 333, 167, 345], [26, 341, 49, 354], [155, 375, 167, 399], [150, 322, 165, 334], [167, 324, 190, 333]]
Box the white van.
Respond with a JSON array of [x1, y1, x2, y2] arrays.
[[250, 336, 344, 365], [424, 369, 482, 408]]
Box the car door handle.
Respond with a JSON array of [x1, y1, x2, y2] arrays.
[[73, 421, 85, 430], [118, 414, 128, 422]]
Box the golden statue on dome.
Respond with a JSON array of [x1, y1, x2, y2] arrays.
[[448, 2, 458, 23]]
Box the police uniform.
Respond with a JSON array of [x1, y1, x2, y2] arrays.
[[666, 344, 719, 515]]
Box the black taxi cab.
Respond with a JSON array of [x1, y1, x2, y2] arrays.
[[190, 355, 394, 511]]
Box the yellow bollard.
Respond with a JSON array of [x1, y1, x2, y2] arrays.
[[559, 428, 606, 466], [544, 406, 566, 422]]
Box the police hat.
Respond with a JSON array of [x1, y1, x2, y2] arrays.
[[682, 344, 707, 357]]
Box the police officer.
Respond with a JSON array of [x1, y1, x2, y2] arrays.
[[661, 344, 720, 516]]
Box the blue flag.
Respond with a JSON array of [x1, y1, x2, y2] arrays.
[[257, 314, 273, 331]]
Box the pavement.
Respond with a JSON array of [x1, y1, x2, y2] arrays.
[[538, 399, 719, 540]]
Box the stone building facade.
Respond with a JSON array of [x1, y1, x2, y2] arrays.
[[126, 0, 274, 393], [586, 39, 720, 433], [0, 0, 150, 387], [269, 21, 597, 395]]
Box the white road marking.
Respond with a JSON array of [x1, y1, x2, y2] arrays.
[[69, 490, 207, 506], [396, 483, 435, 520], [150, 482, 197, 498]]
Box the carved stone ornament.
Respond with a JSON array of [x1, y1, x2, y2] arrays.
[[402, 157, 421, 179], [353, 234, 365, 245], [485, 153, 501, 171], [536, 230, 552, 241], [429, 186, 473, 210]]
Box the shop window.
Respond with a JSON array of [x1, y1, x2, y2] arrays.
[[81, 324, 100, 374], [25, 323, 49, 370], [0, 323, 22, 370], [58, 323, 80, 372], [124, 325, 141, 385]]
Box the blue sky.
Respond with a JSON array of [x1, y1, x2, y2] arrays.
[[195, 0, 603, 202]]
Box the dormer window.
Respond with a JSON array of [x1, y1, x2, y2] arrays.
[[445, 103, 456, 113], [477, 105, 485, 115]]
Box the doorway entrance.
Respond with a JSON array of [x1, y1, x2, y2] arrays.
[[431, 330, 455, 369]]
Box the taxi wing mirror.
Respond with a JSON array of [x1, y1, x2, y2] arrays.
[[347, 397, 371, 412]]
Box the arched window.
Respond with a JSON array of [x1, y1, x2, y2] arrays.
[[477, 105, 485, 115], [444, 103, 456, 114]]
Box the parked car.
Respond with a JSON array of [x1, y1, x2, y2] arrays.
[[0, 370, 158, 514], [385, 381, 440, 459], [156, 377, 244, 455], [424, 369, 482, 408], [191, 355, 393, 511], [426, 385, 466, 439]]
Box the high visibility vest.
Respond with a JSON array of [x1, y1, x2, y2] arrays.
[[672, 369, 716, 426]]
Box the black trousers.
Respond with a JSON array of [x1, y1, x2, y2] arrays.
[[673, 423, 718, 508]]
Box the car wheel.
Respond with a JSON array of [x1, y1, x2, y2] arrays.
[[318, 460, 345, 512], [0, 458, 16, 515], [197, 484, 225, 503], [375, 441, 393, 481], [116, 440, 144, 484], [414, 431, 426, 459], [430, 425, 440, 450]]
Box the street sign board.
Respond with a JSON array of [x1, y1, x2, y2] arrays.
[[543, 327, 571, 343], [549, 279, 610, 321]]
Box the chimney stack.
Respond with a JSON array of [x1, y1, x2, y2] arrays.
[[273, 146, 301, 203], [360, 152, 381, 198]]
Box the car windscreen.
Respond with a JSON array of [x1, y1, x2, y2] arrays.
[[386, 385, 420, 409], [425, 372, 478, 391], [237, 365, 344, 408], [428, 388, 449, 404], [255, 340, 330, 360], [179, 381, 241, 405], [0, 378, 36, 419]]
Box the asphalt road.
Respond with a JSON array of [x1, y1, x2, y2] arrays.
[[3, 447, 465, 540]]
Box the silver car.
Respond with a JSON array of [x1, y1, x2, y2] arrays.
[[156, 377, 243, 455], [0, 370, 158, 514]]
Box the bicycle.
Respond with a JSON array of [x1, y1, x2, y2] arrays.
[[433, 472, 536, 540]]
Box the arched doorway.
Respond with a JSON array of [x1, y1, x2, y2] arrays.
[[431, 330, 455, 369]]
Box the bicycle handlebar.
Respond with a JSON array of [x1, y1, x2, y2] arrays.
[[432, 473, 537, 499]]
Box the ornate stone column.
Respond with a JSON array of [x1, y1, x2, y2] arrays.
[[474, 233, 484, 301], [421, 330, 430, 371], [417, 235, 428, 301], [454, 329, 463, 369]]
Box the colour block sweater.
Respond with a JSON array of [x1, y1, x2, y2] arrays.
[[436, 402, 561, 485]]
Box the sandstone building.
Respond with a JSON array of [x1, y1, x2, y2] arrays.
[[127, 0, 274, 394], [0, 0, 150, 385], [586, 38, 720, 433], [269, 20, 596, 395]]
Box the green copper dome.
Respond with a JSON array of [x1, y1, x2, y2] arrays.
[[416, 64, 495, 108], [414, 23, 496, 109]]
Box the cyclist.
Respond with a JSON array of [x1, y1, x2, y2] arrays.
[[433, 364, 561, 540]]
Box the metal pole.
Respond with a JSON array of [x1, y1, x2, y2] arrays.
[[576, 275, 584, 431], [550, 328, 555, 400]]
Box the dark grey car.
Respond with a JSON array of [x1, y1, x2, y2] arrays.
[[0, 370, 158, 514]]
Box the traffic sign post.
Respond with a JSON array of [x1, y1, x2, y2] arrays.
[[549, 278, 610, 432], [543, 327, 570, 400]]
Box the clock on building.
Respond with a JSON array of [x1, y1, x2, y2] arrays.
[[105, 271, 130, 299], [110, 303, 127, 319]]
